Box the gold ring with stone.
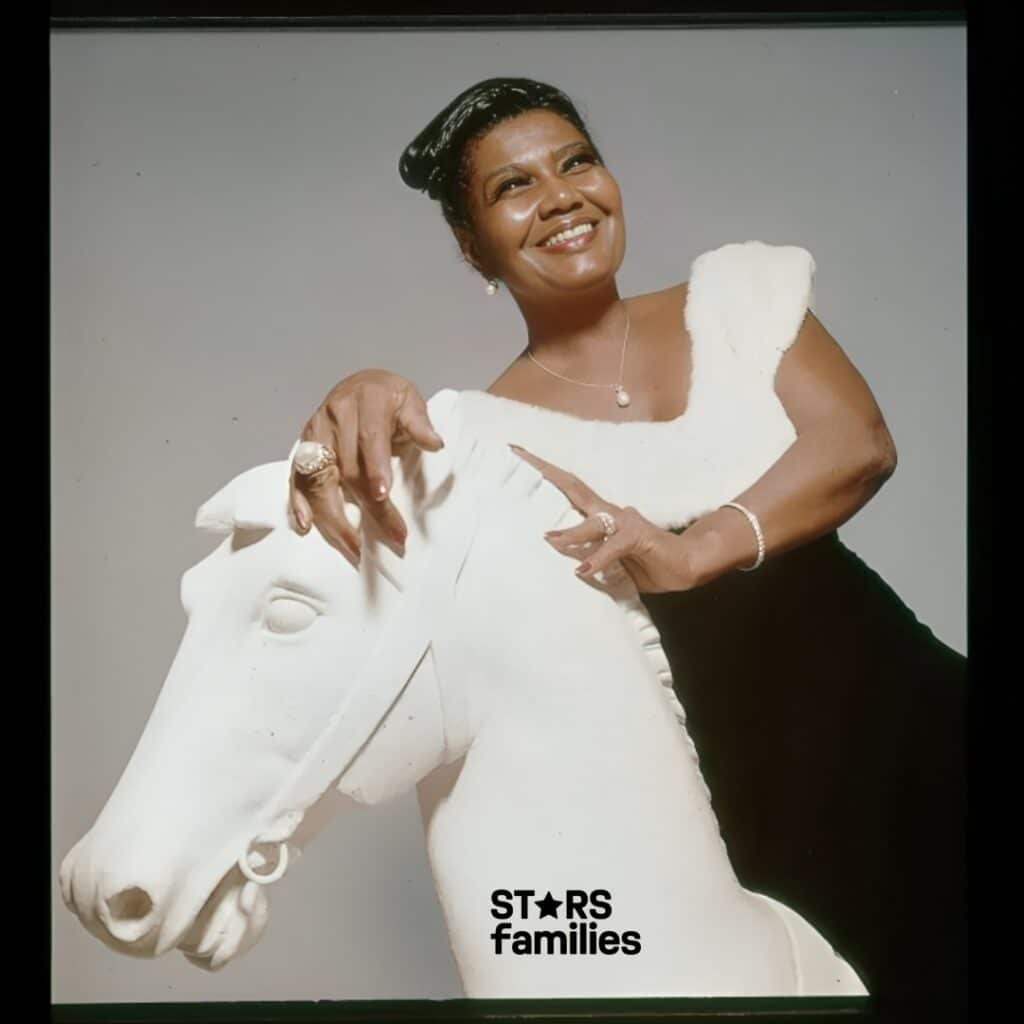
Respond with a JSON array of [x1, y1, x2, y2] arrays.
[[293, 441, 337, 476]]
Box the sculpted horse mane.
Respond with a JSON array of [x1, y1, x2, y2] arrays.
[[60, 387, 868, 998]]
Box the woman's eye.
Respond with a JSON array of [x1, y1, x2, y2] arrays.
[[496, 177, 526, 197], [564, 153, 595, 171], [264, 597, 318, 635]]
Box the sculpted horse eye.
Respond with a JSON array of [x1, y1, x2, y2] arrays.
[[264, 597, 318, 635]]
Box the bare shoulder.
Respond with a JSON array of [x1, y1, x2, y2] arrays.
[[626, 281, 691, 350], [786, 308, 846, 358], [627, 280, 688, 318]]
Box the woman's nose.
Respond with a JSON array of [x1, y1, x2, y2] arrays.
[[538, 178, 581, 217]]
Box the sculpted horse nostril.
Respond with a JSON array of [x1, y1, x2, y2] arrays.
[[105, 886, 154, 923]]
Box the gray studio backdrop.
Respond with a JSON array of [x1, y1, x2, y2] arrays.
[[51, 25, 966, 1003]]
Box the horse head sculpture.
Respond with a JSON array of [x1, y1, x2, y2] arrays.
[[59, 389, 868, 998]]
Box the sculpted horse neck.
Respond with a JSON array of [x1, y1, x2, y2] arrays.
[[60, 388, 866, 999]]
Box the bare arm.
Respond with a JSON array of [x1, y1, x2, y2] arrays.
[[515, 308, 897, 594], [679, 309, 897, 584]]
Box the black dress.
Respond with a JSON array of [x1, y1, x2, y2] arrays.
[[642, 529, 967, 1018], [469, 238, 967, 1014]]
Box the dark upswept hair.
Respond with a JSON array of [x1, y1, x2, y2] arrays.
[[398, 77, 602, 233]]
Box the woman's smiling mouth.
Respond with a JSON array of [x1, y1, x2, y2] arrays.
[[536, 221, 599, 253]]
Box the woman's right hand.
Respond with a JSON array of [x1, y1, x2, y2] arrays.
[[288, 369, 444, 564]]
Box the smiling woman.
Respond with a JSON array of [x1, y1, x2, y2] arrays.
[[450, 116, 626, 297], [48, 62, 960, 1011], [282, 76, 968, 1016]]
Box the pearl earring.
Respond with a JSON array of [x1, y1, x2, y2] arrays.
[[486, 278, 499, 295]]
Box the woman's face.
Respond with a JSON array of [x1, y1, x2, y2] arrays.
[[455, 109, 626, 300]]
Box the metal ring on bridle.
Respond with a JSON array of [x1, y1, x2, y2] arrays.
[[594, 510, 617, 539], [238, 839, 289, 885], [292, 441, 337, 477]]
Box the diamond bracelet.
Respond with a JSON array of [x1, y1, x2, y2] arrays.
[[719, 501, 766, 572]]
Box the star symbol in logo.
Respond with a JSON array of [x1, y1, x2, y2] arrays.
[[534, 891, 563, 919]]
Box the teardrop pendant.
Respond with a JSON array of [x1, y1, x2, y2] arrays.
[[615, 386, 631, 408]]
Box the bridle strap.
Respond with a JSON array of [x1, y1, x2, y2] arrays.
[[245, 434, 489, 852]]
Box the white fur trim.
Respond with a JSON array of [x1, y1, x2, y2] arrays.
[[692, 239, 816, 383], [452, 239, 815, 531]]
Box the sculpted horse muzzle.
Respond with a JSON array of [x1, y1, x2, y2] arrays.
[[58, 752, 302, 966]]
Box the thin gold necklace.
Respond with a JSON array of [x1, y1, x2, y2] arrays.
[[525, 306, 632, 408]]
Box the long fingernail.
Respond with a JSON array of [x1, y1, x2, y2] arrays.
[[545, 530, 563, 538], [383, 530, 406, 557], [372, 481, 388, 501], [335, 539, 359, 563], [575, 561, 592, 576]]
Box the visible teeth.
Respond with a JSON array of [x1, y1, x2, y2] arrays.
[[542, 223, 594, 247]]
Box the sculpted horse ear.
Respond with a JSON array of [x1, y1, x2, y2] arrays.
[[194, 462, 293, 535], [193, 389, 464, 537]]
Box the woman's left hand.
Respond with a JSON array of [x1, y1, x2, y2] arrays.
[[510, 445, 698, 595]]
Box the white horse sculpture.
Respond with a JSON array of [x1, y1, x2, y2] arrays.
[[60, 387, 867, 999]]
